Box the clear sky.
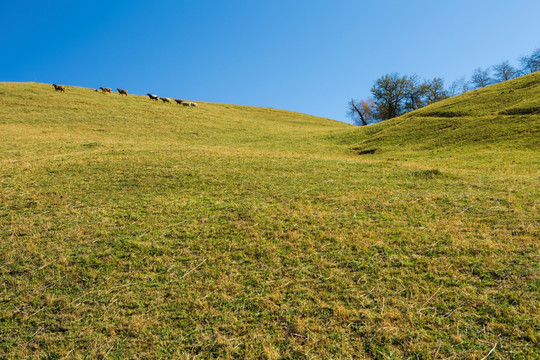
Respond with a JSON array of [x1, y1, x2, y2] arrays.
[[2, 0, 539, 124]]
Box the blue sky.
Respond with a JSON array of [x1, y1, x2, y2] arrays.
[[1, 0, 539, 123]]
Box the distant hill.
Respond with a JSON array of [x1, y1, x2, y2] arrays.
[[0, 82, 351, 158]]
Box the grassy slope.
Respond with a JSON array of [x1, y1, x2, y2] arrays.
[[0, 79, 538, 359], [333, 72, 540, 172]]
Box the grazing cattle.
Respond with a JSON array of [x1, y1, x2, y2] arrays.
[[174, 99, 184, 105], [117, 88, 128, 96], [190, 102, 198, 107], [147, 94, 159, 101], [100, 87, 111, 93], [52, 84, 65, 92], [181, 102, 191, 107], [160, 97, 172, 103]]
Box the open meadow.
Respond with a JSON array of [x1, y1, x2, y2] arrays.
[[1, 75, 539, 358]]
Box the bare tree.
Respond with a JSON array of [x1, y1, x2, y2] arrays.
[[449, 76, 470, 96], [347, 99, 375, 126], [519, 48, 540, 74], [448, 80, 459, 97], [492, 61, 516, 82], [471, 67, 492, 88], [403, 74, 425, 112], [457, 77, 470, 94]]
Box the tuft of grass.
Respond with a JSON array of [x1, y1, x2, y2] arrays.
[[0, 79, 539, 358], [410, 169, 442, 178]]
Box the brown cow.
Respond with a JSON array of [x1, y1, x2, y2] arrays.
[[117, 88, 128, 96], [174, 99, 184, 105], [100, 87, 112, 93], [160, 97, 172, 103], [52, 84, 65, 92]]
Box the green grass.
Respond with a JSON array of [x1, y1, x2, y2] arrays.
[[0, 78, 539, 359]]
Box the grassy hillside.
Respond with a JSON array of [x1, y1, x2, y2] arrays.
[[334, 72, 540, 171], [0, 79, 538, 359]]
